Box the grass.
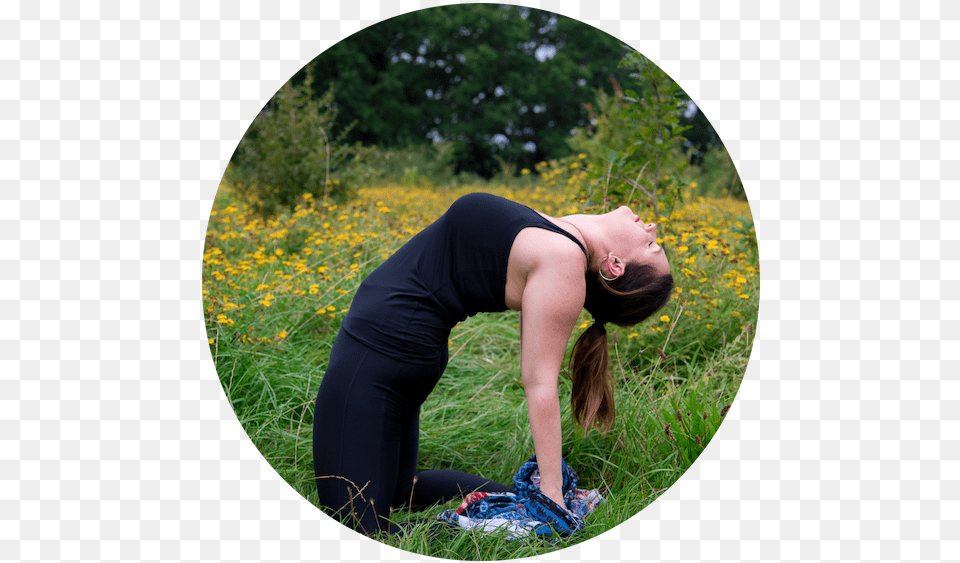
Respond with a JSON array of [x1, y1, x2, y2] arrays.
[[203, 176, 757, 559]]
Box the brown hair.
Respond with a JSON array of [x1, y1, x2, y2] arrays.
[[569, 263, 675, 431]]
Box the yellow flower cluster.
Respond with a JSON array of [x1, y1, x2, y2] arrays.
[[649, 195, 758, 335], [203, 180, 758, 347]]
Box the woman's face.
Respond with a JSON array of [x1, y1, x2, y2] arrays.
[[608, 205, 671, 276]]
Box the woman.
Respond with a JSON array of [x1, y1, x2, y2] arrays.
[[313, 192, 674, 536]]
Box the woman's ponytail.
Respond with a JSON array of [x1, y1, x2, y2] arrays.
[[569, 320, 615, 432], [571, 262, 675, 432]]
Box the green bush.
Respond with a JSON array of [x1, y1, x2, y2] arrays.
[[569, 49, 691, 216], [228, 69, 371, 218]]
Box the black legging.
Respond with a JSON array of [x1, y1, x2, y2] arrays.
[[313, 331, 512, 535]]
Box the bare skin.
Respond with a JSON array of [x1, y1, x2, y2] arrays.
[[502, 205, 669, 510]]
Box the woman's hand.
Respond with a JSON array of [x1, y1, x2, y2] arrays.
[[540, 485, 566, 512], [527, 489, 584, 535]]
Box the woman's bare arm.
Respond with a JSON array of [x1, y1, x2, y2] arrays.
[[518, 242, 585, 509]]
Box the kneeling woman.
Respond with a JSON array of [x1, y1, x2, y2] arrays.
[[312, 192, 673, 535]]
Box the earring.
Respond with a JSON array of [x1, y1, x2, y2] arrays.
[[599, 257, 619, 282]]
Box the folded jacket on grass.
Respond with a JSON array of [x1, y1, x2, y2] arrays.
[[437, 455, 604, 540]]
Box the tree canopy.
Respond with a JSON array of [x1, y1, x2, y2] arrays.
[[301, 4, 636, 178]]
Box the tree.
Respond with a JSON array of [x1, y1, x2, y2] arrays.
[[300, 5, 633, 178]]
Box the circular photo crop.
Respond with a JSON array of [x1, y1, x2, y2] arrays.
[[203, 4, 756, 559]]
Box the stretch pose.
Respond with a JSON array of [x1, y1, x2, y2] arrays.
[[313, 192, 673, 535]]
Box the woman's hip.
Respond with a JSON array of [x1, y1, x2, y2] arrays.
[[318, 330, 448, 409]]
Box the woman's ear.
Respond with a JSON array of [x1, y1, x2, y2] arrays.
[[603, 252, 625, 279]]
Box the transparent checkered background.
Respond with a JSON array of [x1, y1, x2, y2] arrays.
[[5, 0, 956, 560]]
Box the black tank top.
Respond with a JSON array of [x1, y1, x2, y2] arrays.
[[341, 192, 587, 363]]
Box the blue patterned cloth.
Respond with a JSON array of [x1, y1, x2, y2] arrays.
[[437, 455, 604, 539]]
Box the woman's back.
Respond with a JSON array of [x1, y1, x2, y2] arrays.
[[341, 193, 584, 363]]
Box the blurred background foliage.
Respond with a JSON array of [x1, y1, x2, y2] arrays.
[[226, 4, 743, 216]]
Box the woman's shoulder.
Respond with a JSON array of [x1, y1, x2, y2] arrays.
[[512, 226, 588, 275], [504, 210, 587, 311]]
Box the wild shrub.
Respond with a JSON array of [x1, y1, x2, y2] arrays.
[[569, 50, 691, 217], [228, 68, 371, 218]]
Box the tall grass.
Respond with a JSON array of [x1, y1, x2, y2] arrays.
[[203, 179, 757, 559]]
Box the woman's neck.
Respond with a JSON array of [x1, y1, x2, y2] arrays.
[[556, 214, 605, 269]]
